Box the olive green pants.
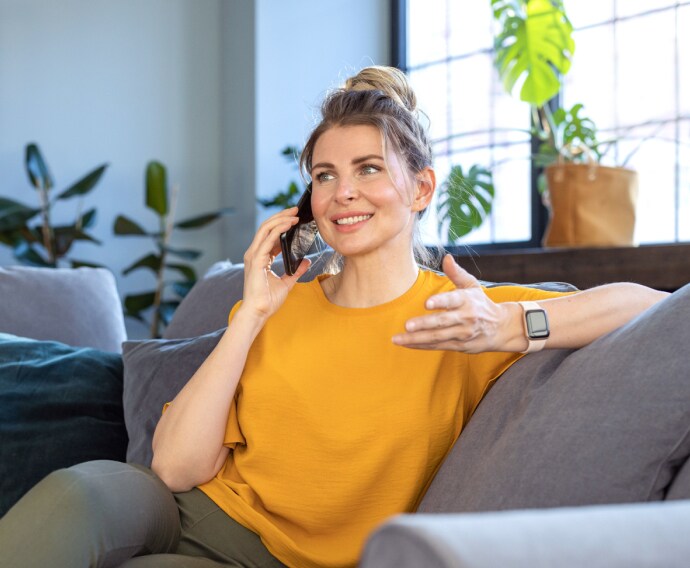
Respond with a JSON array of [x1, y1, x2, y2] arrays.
[[0, 460, 287, 568]]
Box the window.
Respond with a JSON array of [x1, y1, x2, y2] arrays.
[[396, 0, 690, 246]]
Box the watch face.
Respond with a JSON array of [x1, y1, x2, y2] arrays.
[[526, 309, 550, 338]]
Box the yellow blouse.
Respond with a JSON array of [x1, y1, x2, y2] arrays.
[[198, 269, 568, 567]]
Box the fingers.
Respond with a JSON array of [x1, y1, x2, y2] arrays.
[[392, 325, 477, 348], [244, 207, 299, 267], [282, 257, 312, 286]]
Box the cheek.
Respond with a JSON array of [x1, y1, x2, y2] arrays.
[[310, 193, 330, 227]]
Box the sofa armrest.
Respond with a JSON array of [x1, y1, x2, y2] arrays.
[[360, 501, 690, 568]]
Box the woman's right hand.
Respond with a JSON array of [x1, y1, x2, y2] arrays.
[[239, 206, 312, 322]]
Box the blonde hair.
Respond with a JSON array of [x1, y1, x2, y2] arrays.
[[300, 65, 441, 270]]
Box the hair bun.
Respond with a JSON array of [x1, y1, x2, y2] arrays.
[[344, 66, 417, 113]]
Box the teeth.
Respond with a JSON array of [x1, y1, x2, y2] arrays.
[[335, 215, 372, 225]]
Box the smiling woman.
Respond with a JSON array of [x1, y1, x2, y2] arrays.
[[0, 65, 669, 568]]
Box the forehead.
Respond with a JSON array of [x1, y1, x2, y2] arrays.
[[313, 124, 385, 159]]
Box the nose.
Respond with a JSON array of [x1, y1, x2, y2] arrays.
[[334, 177, 357, 202]]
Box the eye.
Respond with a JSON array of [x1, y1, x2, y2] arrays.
[[315, 171, 335, 183], [361, 164, 381, 175]]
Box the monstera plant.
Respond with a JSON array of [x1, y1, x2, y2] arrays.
[[438, 0, 575, 241], [114, 160, 232, 338], [0, 143, 108, 266]]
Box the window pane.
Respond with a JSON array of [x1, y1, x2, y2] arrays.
[[492, 142, 532, 242], [407, 0, 448, 69], [616, 0, 677, 19], [679, 5, 690, 115], [448, 54, 492, 136], [447, 0, 493, 56], [616, 10, 676, 126], [563, 26, 616, 132], [566, 0, 614, 28]]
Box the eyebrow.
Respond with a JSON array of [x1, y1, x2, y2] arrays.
[[311, 154, 384, 172]]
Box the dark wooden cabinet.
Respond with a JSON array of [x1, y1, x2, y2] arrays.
[[452, 244, 690, 292]]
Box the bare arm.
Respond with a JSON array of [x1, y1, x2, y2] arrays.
[[151, 207, 310, 492], [393, 255, 669, 353]]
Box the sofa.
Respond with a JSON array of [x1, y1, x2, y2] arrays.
[[1, 260, 689, 568]]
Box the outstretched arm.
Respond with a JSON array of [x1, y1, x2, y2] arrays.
[[393, 254, 669, 354]]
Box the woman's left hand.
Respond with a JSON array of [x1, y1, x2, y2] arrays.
[[392, 254, 518, 354]]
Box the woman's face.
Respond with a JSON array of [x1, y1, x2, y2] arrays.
[[310, 124, 430, 261]]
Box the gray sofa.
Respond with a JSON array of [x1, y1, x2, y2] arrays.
[[1, 261, 689, 568]]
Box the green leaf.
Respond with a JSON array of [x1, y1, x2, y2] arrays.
[[493, 0, 575, 106], [52, 225, 101, 257], [437, 164, 495, 241], [70, 259, 104, 269], [113, 215, 148, 236], [0, 197, 40, 231], [258, 181, 302, 208], [55, 164, 108, 200], [122, 253, 162, 276], [13, 241, 51, 267], [172, 281, 195, 298], [163, 246, 201, 260], [175, 207, 234, 230], [79, 208, 97, 229], [124, 292, 156, 313], [158, 300, 181, 325], [146, 161, 168, 216], [166, 263, 197, 281], [281, 145, 301, 164], [25, 143, 54, 190]]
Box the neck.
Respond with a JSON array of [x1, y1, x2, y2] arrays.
[[322, 251, 420, 308]]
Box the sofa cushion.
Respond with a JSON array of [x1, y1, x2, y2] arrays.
[[0, 333, 127, 517], [419, 284, 690, 512], [163, 252, 333, 339], [122, 330, 225, 466], [0, 266, 127, 352]]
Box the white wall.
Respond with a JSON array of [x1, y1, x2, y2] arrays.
[[254, 0, 390, 222], [0, 0, 225, 337], [0, 0, 390, 338]]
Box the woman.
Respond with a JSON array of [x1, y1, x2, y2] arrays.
[[0, 66, 667, 568]]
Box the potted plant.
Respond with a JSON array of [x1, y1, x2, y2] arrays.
[[113, 160, 233, 338], [0, 143, 108, 266], [439, 0, 639, 247]]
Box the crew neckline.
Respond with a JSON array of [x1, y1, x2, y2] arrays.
[[309, 269, 430, 316]]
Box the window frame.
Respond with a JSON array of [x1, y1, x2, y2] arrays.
[[391, 0, 559, 251]]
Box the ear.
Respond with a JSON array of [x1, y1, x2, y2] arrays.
[[412, 167, 436, 213]]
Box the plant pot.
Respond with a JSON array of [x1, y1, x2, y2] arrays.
[[542, 163, 638, 248]]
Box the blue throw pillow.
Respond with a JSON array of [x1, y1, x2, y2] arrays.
[[0, 333, 127, 517]]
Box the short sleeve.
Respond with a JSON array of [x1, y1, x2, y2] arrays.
[[465, 285, 577, 418], [224, 300, 246, 449]]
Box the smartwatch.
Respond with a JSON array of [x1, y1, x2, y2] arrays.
[[519, 301, 550, 353]]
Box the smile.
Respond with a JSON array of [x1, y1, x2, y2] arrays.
[[335, 215, 373, 225]]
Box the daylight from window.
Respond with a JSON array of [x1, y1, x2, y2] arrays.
[[406, 0, 690, 246]]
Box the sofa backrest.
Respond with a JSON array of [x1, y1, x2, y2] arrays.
[[0, 266, 127, 352], [419, 283, 690, 512]]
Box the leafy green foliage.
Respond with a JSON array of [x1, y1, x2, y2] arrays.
[[0, 143, 108, 267], [115, 160, 233, 338], [493, 0, 575, 107], [437, 165, 495, 241], [258, 146, 306, 208], [534, 103, 602, 168]]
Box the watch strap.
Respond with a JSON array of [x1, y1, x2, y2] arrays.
[[519, 301, 548, 354]]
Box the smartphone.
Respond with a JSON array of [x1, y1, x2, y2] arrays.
[[280, 183, 318, 276]]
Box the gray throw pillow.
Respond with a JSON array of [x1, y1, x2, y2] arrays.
[[420, 283, 690, 512], [163, 251, 333, 339], [122, 329, 224, 466], [0, 266, 127, 352]]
